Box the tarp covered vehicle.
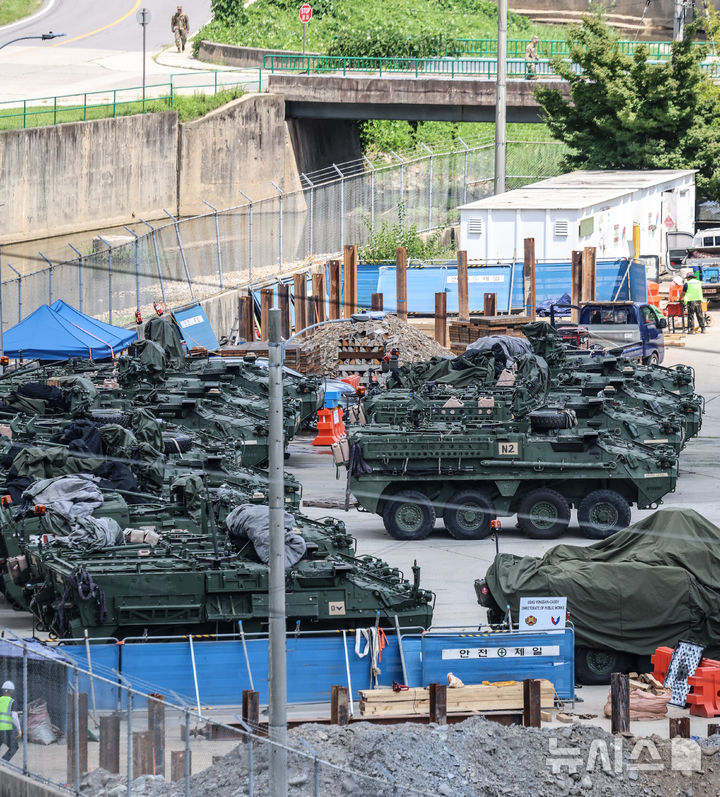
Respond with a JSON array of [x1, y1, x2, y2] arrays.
[[477, 508, 720, 683]]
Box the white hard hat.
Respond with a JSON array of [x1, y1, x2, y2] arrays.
[[1, 681, 14, 691]]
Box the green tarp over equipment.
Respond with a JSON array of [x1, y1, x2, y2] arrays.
[[486, 508, 720, 656]]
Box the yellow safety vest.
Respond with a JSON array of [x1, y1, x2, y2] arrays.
[[684, 278, 704, 303], [0, 695, 14, 731]]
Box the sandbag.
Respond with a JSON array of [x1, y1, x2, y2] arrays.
[[603, 688, 670, 721]]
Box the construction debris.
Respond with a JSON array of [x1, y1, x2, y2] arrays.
[[295, 315, 451, 378]]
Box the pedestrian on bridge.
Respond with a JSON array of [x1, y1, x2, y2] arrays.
[[525, 36, 540, 80], [172, 5, 190, 52]]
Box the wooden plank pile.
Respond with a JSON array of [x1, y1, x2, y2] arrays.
[[358, 680, 555, 717], [449, 316, 533, 348], [214, 342, 305, 369]]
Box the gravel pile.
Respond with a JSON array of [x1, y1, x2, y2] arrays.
[[297, 315, 451, 377], [81, 719, 720, 797]]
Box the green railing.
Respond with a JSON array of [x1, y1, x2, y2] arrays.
[[450, 38, 710, 58], [0, 70, 261, 130]]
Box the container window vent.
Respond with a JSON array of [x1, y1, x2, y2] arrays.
[[468, 218, 483, 235], [554, 220, 569, 237]]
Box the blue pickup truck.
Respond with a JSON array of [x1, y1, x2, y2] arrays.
[[552, 301, 666, 365]]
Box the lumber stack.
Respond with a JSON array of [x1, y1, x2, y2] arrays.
[[449, 316, 533, 346], [358, 680, 555, 717]]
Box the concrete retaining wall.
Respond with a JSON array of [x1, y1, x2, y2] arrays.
[[197, 41, 320, 69], [0, 765, 68, 797], [0, 113, 178, 245]]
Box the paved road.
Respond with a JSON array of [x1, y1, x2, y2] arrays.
[[0, 0, 227, 102]]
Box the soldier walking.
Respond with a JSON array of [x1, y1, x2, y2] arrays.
[[525, 35, 540, 80], [171, 5, 190, 52]]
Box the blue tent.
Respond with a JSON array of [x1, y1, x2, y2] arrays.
[[3, 302, 137, 360]]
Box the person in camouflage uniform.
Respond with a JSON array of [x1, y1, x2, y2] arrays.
[[525, 35, 539, 80], [171, 5, 190, 52]]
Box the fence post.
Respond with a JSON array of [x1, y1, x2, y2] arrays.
[[163, 209, 195, 300], [459, 137, 470, 204], [571, 250, 582, 324], [270, 181, 284, 266], [260, 288, 274, 341], [610, 673, 630, 734], [277, 283, 291, 338], [421, 142, 433, 231], [38, 252, 54, 305], [127, 691, 133, 797], [148, 693, 166, 777], [523, 238, 536, 320], [522, 679, 541, 728], [396, 246, 408, 320], [97, 236, 114, 324], [434, 292, 447, 347], [122, 227, 142, 315], [363, 157, 375, 235], [22, 643, 27, 775], [99, 715, 121, 774], [239, 191, 254, 280], [68, 244, 85, 313], [343, 245, 357, 317], [328, 260, 341, 320], [428, 683, 447, 725], [202, 200, 224, 289], [302, 173, 315, 255], [184, 708, 190, 797], [391, 152, 405, 229], [312, 272, 325, 323], [457, 250, 469, 321], [138, 220, 167, 306], [6, 265, 21, 324], [331, 164, 345, 254]]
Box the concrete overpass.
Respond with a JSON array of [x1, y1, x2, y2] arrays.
[[267, 74, 570, 124]]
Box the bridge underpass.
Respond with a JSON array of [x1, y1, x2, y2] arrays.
[[269, 75, 570, 174]]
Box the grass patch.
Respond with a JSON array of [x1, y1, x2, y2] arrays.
[[0, 0, 41, 26], [195, 0, 567, 58], [0, 87, 246, 130]]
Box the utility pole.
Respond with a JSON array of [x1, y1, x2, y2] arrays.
[[267, 308, 288, 797], [673, 0, 686, 40], [494, 0, 507, 195]]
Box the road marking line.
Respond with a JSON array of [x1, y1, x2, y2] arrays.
[[51, 0, 142, 47], [0, 0, 57, 34]]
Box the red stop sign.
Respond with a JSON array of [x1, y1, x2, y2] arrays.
[[299, 3, 312, 22]]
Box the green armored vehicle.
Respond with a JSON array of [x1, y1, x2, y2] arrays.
[[337, 418, 677, 541]]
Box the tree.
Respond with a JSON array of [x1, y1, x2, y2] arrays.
[[211, 0, 247, 25], [535, 15, 720, 200]]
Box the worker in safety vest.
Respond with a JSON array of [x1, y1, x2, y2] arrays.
[[682, 268, 706, 334], [0, 681, 20, 761]]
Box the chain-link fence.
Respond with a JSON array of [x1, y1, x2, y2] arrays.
[[0, 635, 445, 797], [0, 140, 567, 337]]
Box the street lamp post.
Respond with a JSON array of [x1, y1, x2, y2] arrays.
[[0, 32, 66, 51]]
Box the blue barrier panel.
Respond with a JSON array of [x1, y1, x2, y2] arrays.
[[174, 303, 220, 351], [357, 264, 381, 309], [60, 644, 121, 710], [418, 629, 575, 700]]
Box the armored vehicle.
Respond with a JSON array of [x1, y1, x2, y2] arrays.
[[337, 419, 677, 541]]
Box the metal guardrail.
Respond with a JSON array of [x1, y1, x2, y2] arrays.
[[449, 37, 710, 58], [0, 69, 261, 129]]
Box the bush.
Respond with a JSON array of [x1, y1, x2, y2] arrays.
[[359, 204, 451, 261], [211, 0, 247, 24]]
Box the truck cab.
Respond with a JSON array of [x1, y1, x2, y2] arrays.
[[577, 301, 666, 365], [668, 228, 720, 301]]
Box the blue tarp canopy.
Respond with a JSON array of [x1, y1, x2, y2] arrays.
[[3, 300, 137, 360]]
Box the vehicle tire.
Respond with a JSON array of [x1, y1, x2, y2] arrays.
[[517, 488, 571, 539], [575, 646, 635, 685], [577, 489, 631, 540], [162, 433, 194, 455], [443, 489, 494, 540], [382, 490, 435, 541], [643, 352, 660, 366], [90, 409, 129, 426], [528, 409, 576, 431]]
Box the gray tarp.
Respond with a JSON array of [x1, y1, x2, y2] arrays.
[[225, 504, 307, 569], [22, 474, 103, 517], [485, 508, 720, 656], [466, 335, 533, 369], [45, 513, 124, 549]]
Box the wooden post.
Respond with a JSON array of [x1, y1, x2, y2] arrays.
[[429, 683, 447, 725], [457, 250, 469, 321], [483, 292, 497, 317], [708, 723, 720, 736], [571, 250, 583, 324], [99, 714, 121, 774], [610, 673, 630, 734], [148, 693, 166, 777], [170, 751, 190, 782], [523, 238, 536, 321], [277, 283, 290, 339], [293, 273, 307, 334], [312, 272, 326, 324], [330, 685, 349, 726], [328, 260, 341, 320], [67, 692, 89, 782], [344, 244, 358, 317], [237, 294, 254, 343], [434, 292, 448, 348], [133, 730, 153, 777], [396, 246, 408, 320], [260, 287, 274, 341], [242, 689, 259, 732], [582, 246, 597, 301], [522, 679, 541, 728], [669, 717, 691, 738], [371, 293, 384, 311]]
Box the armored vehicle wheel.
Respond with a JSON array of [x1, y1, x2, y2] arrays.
[[163, 433, 194, 454], [517, 488, 570, 539], [382, 490, 435, 540], [443, 489, 494, 540], [528, 409, 575, 431], [578, 489, 631, 540], [575, 646, 635, 685]]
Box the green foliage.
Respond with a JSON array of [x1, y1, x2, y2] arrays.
[[535, 15, 720, 200], [196, 0, 563, 58], [359, 204, 451, 261], [211, 0, 247, 24], [0, 0, 40, 26]]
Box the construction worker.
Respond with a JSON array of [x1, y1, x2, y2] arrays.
[[682, 268, 705, 334], [171, 5, 190, 53], [0, 681, 21, 761], [525, 36, 540, 80]]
